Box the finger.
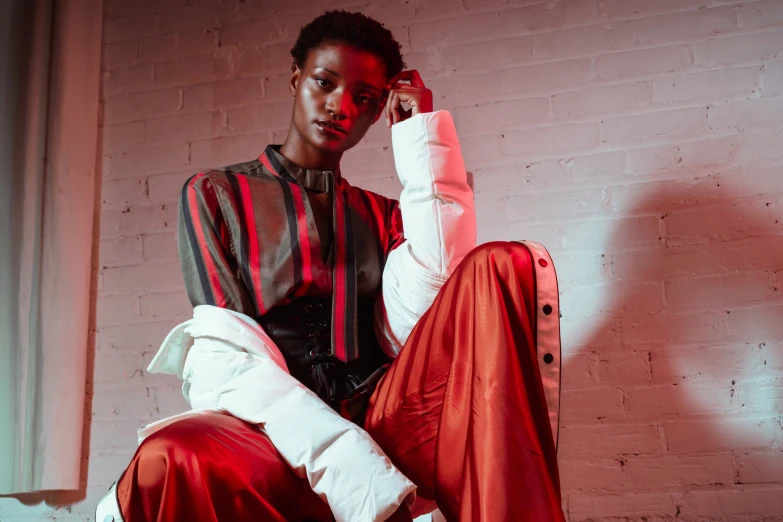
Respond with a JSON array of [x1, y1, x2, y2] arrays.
[[385, 88, 395, 127], [387, 84, 418, 92], [392, 89, 419, 112], [385, 90, 392, 127], [391, 91, 402, 124], [387, 90, 398, 126], [387, 69, 425, 88], [393, 88, 416, 101], [389, 71, 413, 86], [408, 70, 425, 88], [386, 71, 406, 87], [395, 91, 405, 125]]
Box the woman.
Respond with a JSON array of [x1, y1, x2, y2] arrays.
[[99, 10, 564, 522]]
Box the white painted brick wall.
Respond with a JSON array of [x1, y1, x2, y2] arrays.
[[2, 0, 782, 520]]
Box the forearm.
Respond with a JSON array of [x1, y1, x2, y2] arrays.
[[375, 110, 476, 355], [392, 110, 476, 276]]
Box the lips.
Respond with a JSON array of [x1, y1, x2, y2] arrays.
[[317, 120, 347, 134]]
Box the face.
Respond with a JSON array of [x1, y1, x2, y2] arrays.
[[289, 42, 388, 154]]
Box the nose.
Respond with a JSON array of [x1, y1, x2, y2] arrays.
[[325, 90, 349, 120]]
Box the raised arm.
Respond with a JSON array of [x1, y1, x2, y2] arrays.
[[375, 109, 477, 355]]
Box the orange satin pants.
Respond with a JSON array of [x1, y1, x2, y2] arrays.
[[116, 242, 565, 522]]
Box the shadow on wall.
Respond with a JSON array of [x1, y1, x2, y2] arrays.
[[559, 165, 783, 520]]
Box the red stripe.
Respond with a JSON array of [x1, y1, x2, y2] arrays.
[[290, 183, 313, 296], [236, 175, 266, 315], [259, 154, 278, 177], [387, 201, 405, 254], [333, 186, 347, 361], [187, 173, 227, 308]]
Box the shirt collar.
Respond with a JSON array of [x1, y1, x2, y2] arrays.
[[262, 145, 342, 193]]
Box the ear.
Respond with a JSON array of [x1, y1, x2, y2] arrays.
[[289, 62, 301, 96]]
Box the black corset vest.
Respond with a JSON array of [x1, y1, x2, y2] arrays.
[[257, 296, 390, 419]]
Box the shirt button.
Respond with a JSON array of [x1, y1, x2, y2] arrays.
[[538, 258, 548, 267], [103, 516, 115, 522], [543, 353, 554, 364]]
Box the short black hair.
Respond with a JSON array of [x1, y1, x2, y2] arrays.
[[290, 10, 405, 80]]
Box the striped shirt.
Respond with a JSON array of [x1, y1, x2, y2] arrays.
[[178, 145, 405, 362]]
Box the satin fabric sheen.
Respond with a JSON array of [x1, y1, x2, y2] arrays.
[[116, 242, 564, 522]]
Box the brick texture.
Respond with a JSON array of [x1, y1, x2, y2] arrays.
[[4, 0, 782, 520]]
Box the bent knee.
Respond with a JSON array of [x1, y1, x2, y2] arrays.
[[459, 241, 533, 271], [133, 425, 197, 488], [133, 416, 227, 487], [133, 438, 172, 490]]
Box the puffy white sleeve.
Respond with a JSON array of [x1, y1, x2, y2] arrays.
[[146, 305, 416, 522], [375, 110, 477, 356]]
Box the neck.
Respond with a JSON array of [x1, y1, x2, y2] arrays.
[[279, 125, 342, 171]]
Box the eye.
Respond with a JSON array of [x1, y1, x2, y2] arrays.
[[315, 78, 331, 89], [356, 95, 373, 105]]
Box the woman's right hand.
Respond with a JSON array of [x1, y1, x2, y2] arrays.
[[384, 69, 433, 127]]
